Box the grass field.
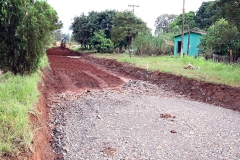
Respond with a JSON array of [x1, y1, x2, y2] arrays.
[[0, 55, 48, 157], [92, 53, 240, 87]]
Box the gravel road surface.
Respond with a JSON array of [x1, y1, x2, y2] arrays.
[[49, 80, 240, 160]]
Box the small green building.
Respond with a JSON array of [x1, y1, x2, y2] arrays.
[[174, 31, 206, 56]]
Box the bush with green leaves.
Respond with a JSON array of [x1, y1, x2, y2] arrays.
[[0, 0, 62, 75], [200, 19, 239, 55], [90, 30, 114, 53]]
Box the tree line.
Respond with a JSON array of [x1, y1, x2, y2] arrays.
[[70, 10, 150, 53]]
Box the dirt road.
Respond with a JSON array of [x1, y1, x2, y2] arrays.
[[44, 48, 125, 94], [34, 47, 240, 159]]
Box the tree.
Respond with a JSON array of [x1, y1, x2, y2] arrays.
[[195, 1, 216, 30], [176, 11, 197, 29], [167, 11, 198, 35], [200, 19, 239, 55], [70, 13, 91, 47], [95, 10, 116, 39], [70, 10, 117, 47], [0, 0, 62, 74], [111, 11, 150, 51], [154, 14, 177, 34], [90, 30, 113, 53], [168, 20, 181, 35], [212, 0, 240, 31]]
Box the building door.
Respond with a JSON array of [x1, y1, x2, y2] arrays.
[[177, 41, 181, 53]]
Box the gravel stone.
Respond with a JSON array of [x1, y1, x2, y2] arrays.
[[49, 80, 240, 160]]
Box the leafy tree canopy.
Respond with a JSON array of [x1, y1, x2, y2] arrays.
[[70, 10, 117, 47], [154, 14, 177, 34], [212, 0, 240, 31], [0, 0, 62, 74], [168, 20, 181, 35], [200, 19, 239, 55], [176, 11, 198, 29], [168, 11, 198, 35], [195, 1, 216, 30], [111, 11, 150, 50]]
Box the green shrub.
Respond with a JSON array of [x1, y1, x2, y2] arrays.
[[0, 0, 62, 75], [90, 30, 114, 53], [200, 19, 239, 55]]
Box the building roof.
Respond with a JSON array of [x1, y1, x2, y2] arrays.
[[174, 31, 206, 37]]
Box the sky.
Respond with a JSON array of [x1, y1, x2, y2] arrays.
[[47, 0, 214, 34]]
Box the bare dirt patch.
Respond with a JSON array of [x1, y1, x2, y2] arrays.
[[44, 47, 124, 95]]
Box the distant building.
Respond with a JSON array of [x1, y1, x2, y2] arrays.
[[174, 31, 206, 56]]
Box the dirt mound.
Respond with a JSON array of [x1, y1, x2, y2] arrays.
[[46, 47, 80, 56], [82, 55, 240, 111]]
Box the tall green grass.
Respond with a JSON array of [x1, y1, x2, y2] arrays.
[[133, 33, 174, 56], [0, 54, 48, 157], [93, 53, 240, 87]]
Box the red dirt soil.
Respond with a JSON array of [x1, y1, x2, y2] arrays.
[[31, 88, 56, 160], [32, 47, 125, 160], [44, 48, 124, 95], [31, 47, 240, 160]]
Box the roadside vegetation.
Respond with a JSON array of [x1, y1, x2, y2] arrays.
[[0, 55, 49, 157], [0, 0, 61, 158], [92, 53, 240, 87], [0, 0, 62, 75], [133, 33, 174, 56], [0, 73, 38, 156]]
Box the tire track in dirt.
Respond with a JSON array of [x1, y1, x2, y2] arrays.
[[44, 48, 125, 94]]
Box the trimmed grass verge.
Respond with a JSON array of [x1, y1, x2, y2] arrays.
[[0, 55, 48, 158], [92, 53, 240, 87]]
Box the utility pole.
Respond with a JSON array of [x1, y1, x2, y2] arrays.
[[127, 5, 139, 58], [181, 0, 185, 57], [128, 4, 139, 15], [69, 34, 71, 45]]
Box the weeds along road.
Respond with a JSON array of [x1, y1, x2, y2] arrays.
[[45, 48, 240, 159]]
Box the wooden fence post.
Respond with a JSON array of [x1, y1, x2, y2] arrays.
[[230, 49, 233, 63]]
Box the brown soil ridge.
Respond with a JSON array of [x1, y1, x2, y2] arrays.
[[82, 54, 240, 111]]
